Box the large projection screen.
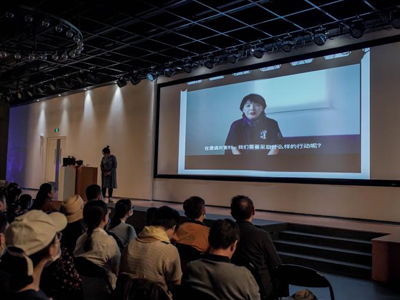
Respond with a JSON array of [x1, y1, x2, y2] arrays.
[[156, 41, 400, 184]]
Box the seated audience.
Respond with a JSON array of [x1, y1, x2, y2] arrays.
[[107, 199, 137, 248], [0, 212, 8, 258], [0, 190, 6, 212], [172, 196, 209, 254], [42, 195, 87, 300], [74, 200, 120, 289], [32, 183, 60, 212], [182, 219, 260, 300], [114, 274, 170, 300], [230, 195, 283, 300], [145, 207, 158, 225], [120, 206, 182, 299], [6, 187, 22, 207], [14, 194, 33, 216], [0, 210, 67, 300], [85, 184, 103, 202]]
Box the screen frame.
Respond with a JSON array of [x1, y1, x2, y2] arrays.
[[154, 34, 400, 187]]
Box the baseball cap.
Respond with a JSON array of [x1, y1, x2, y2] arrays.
[[5, 210, 67, 275], [61, 195, 84, 223]]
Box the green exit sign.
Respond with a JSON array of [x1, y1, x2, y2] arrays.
[[54, 128, 59, 133]]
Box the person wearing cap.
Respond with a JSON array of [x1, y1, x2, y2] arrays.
[[41, 195, 87, 299], [0, 210, 67, 300]]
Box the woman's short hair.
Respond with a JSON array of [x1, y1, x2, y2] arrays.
[[150, 206, 180, 230], [239, 94, 267, 111], [208, 219, 240, 250], [183, 196, 205, 220]]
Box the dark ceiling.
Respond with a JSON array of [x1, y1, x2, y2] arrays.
[[1, 0, 400, 104]]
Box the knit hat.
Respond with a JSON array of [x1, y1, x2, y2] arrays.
[[5, 210, 67, 275], [61, 195, 84, 223]]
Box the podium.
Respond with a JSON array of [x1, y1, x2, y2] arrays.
[[58, 166, 98, 202], [75, 167, 98, 202]]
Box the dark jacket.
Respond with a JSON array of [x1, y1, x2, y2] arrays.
[[232, 220, 283, 300]]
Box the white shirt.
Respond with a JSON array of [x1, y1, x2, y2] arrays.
[[74, 227, 121, 288]]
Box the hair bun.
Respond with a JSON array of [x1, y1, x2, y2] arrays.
[[107, 145, 110, 148]]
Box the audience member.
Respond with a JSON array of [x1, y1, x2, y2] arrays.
[[0, 190, 6, 212], [145, 207, 158, 225], [6, 188, 22, 207], [0, 210, 67, 300], [85, 184, 103, 202], [120, 206, 182, 299], [172, 196, 209, 253], [42, 195, 87, 300], [0, 212, 8, 258], [32, 183, 60, 212], [182, 219, 260, 300], [74, 200, 120, 289], [107, 199, 137, 248], [230, 195, 283, 300], [15, 194, 33, 215]]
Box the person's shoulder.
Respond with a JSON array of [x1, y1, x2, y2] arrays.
[[264, 116, 279, 125], [230, 118, 245, 128]]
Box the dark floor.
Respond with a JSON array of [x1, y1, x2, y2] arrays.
[[287, 272, 400, 300]]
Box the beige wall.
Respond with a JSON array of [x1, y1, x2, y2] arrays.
[[7, 82, 154, 200], [6, 30, 400, 222]]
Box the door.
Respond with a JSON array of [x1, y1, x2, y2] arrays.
[[45, 137, 67, 191]]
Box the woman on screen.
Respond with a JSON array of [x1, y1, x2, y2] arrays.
[[225, 93, 283, 155], [101, 146, 117, 202]]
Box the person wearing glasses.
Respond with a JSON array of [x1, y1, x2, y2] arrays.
[[74, 200, 121, 289], [225, 94, 283, 155], [0, 210, 67, 300], [107, 199, 137, 249]]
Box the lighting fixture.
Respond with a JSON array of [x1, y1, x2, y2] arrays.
[[117, 77, 127, 87], [204, 58, 216, 69], [391, 11, 400, 29], [227, 52, 240, 64], [314, 32, 327, 46], [281, 40, 294, 53], [164, 66, 176, 77], [350, 20, 366, 39], [251, 47, 264, 59]]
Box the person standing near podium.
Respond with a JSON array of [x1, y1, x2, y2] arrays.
[[101, 146, 117, 203]]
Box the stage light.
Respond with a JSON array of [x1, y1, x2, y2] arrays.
[[183, 62, 193, 73], [14, 52, 21, 60], [0, 51, 8, 59], [227, 53, 240, 64], [66, 30, 74, 38], [61, 52, 68, 60], [42, 19, 50, 27], [251, 47, 264, 59], [314, 32, 327, 46], [164, 66, 176, 77], [204, 58, 216, 69], [37, 86, 45, 94], [130, 75, 141, 85], [27, 90, 33, 97], [117, 77, 127, 87], [69, 50, 76, 58], [146, 71, 157, 82], [52, 52, 59, 61], [350, 20, 366, 39], [28, 53, 36, 60], [25, 14, 33, 23], [55, 24, 63, 33], [281, 40, 294, 53], [5, 11, 14, 19], [48, 83, 56, 91], [391, 11, 400, 29]]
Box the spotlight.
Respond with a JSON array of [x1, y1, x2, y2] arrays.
[[48, 83, 56, 91], [391, 11, 400, 29], [73, 36, 81, 42], [37, 86, 45, 94], [0, 51, 8, 59], [204, 58, 216, 69], [59, 79, 70, 89], [314, 32, 327, 46], [281, 40, 294, 53], [117, 77, 127, 87], [29, 53, 36, 60], [5, 11, 14, 19], [55, 24, 63, 33], [39, 53, 47, 60], [42, 19, 50, 27], [350, 20, 366, 39], [251, 47, 264, 59], [17, 91, 22, 99], [146, 70, 157, 82], [61, 52, 68, 60], [183, 62, 193, 73], [52, 52, 59, 61], [164, 66, 176, 77], [69, 50, 76, 58], [25, 14, 33, 23], [66, 30, 74, 38], [14, 52, 21, 60], [227, 53, 240, 64], [130, 75, 141, 85], [27, 90, 33, 97]]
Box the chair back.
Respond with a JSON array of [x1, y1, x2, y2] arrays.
[[114, 273, 170, 300], [74, 257, 113, 300], [271, 264, 335, 300], [175, 243, 202, 270]]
